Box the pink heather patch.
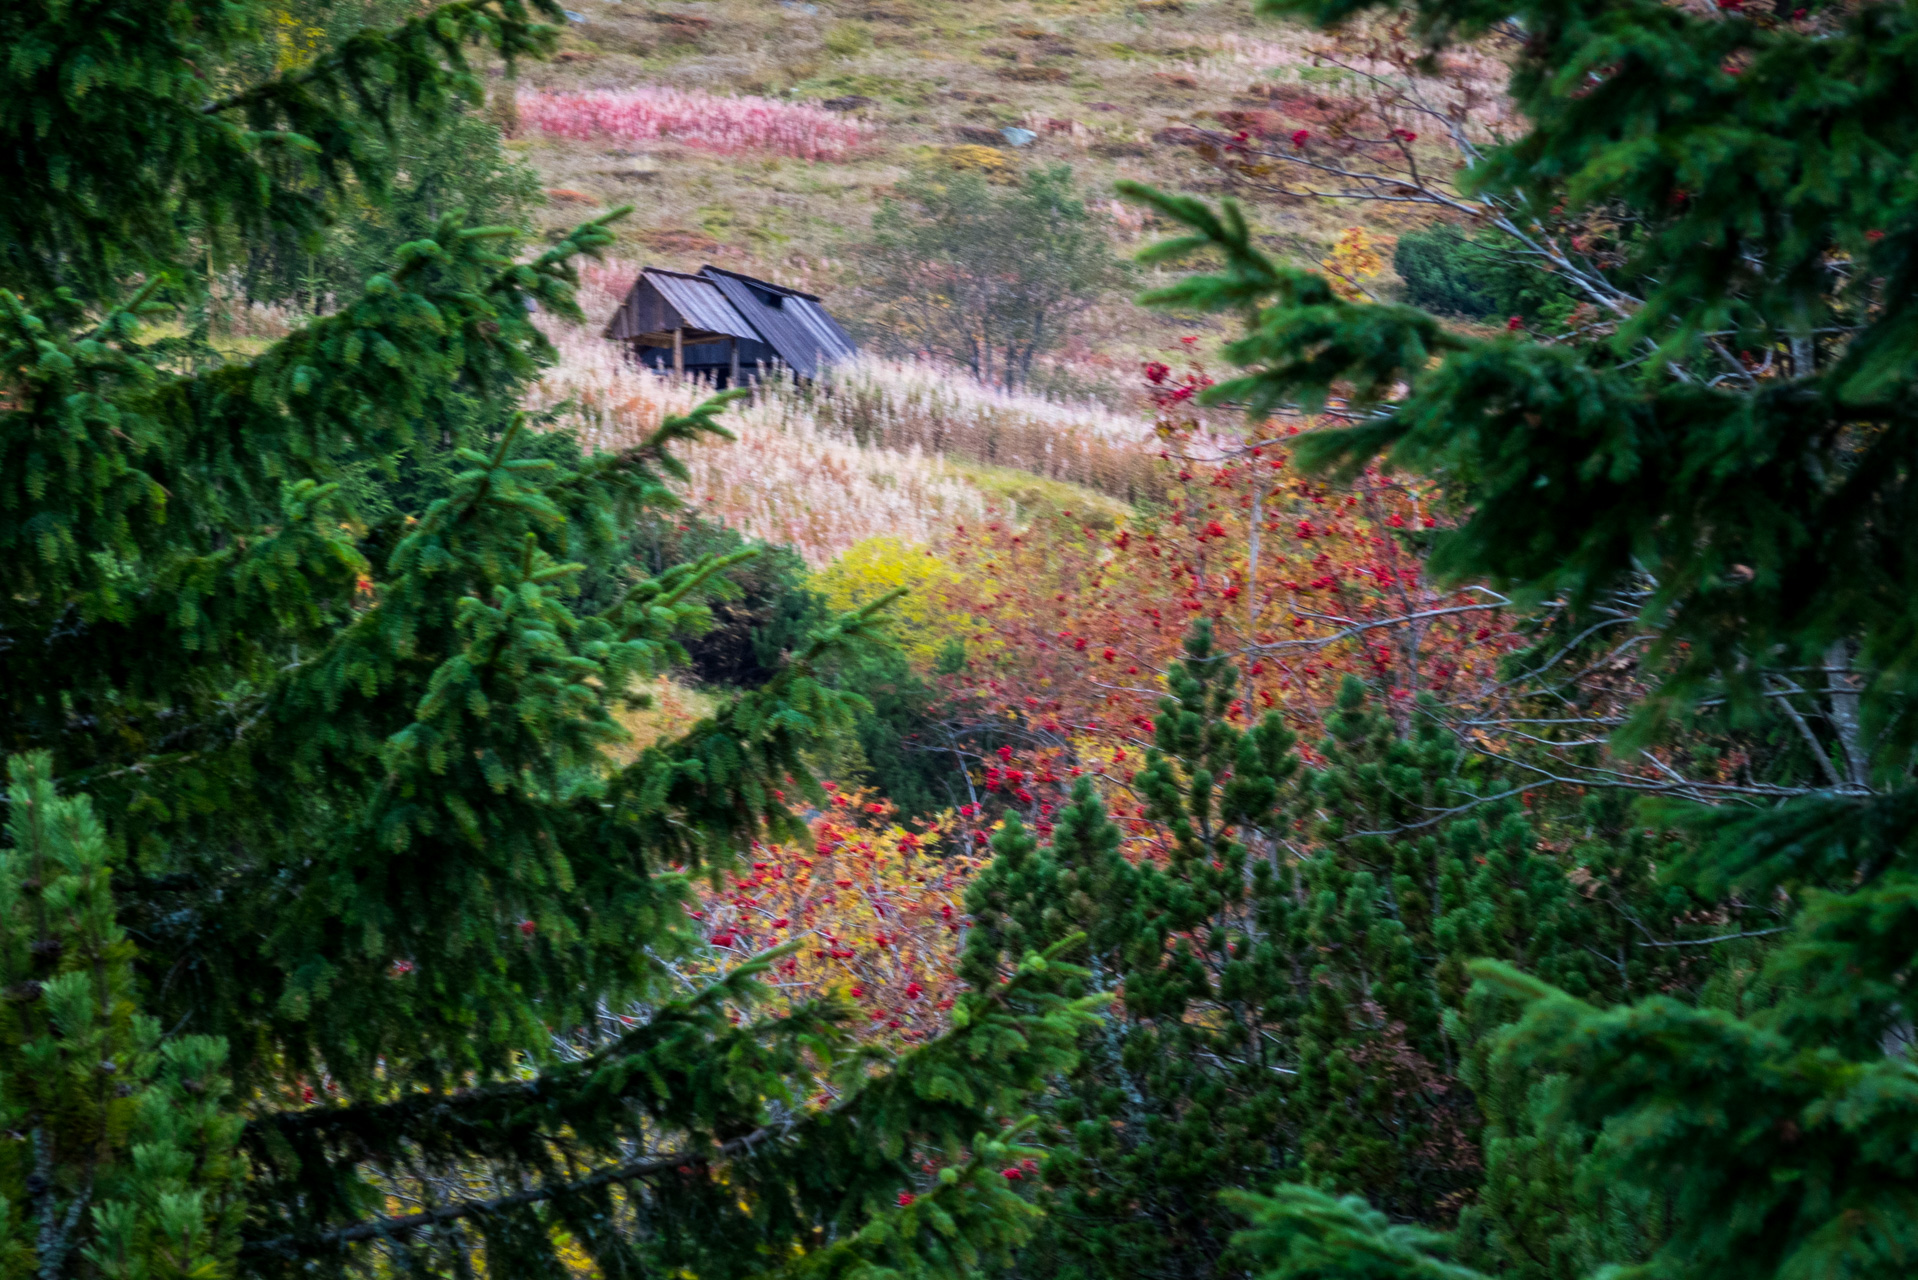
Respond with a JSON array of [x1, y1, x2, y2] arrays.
[[516, 88, 874, 161]]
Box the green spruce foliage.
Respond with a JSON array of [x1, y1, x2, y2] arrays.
[[965, 624, 1736, 1280], [240, 103, 542, 311], [0, 754, 242, 1280], [1126, 0, 1918, 1276], [0, 1, 1101, 1275], [1391, 225, 1581, 327], [963, 620, 1303, 1280]]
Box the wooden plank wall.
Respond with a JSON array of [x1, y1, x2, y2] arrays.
[[609, 277, 679, 341]]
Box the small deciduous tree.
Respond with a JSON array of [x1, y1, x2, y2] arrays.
[[860, 165, 1127, 389]]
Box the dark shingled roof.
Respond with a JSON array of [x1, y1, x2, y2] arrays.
[[697, 266, 858, 380], [602, 267, 758, 345], [603, 265, 857, 380]]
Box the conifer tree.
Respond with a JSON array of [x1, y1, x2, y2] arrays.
[[1129, 0, 1918, 1275], [0, 754, 241, 1280], [1281, 680, 1705, 1230], [964, 621, 1301, 1280], [1286, 681, 1472, 1219], [967, 637, 1723, 1279], [0, 2, 1101, 1275]]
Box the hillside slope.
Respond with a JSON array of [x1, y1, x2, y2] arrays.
[[504, 0, 1452, 372]]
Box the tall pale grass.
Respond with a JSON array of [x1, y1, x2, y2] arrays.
[[219, 297, 309, 340], [515, 88, 874, 161], [573, 258, 640, 323], [529, 322, 985, 567], [769, 357, 1167, 505]]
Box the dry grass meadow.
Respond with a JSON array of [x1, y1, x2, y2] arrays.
[[499, 0, 1475, 373]]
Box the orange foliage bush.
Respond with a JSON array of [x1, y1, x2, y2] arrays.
[[687, 787, 984, 1047], [911, 364, 1520, 844], [944, 454, 1500, 726]]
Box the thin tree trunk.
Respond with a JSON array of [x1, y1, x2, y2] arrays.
[[1825, 640, 1869, 788]]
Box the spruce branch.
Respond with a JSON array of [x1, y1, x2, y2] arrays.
[[244, 1124, 789, 1257], [243, 941, 1098, 1263], [253, 942, 817, 1146]]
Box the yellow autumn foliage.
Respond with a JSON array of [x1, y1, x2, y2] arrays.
[[1322, 226, 1386, 301], [939, 144, 1017, 177], [269, 7, 327, 71], [808, 535, 987, 665]]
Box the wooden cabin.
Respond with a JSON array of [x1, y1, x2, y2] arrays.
[[602, 266, 856, 385]]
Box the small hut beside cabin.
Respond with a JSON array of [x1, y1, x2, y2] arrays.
[[603, 265, 857, 385]]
